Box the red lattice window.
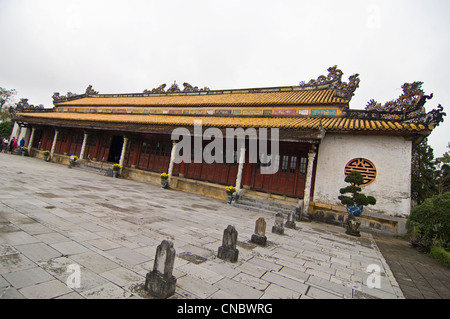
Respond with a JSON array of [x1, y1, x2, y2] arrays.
[[344, 158, 377, 186]]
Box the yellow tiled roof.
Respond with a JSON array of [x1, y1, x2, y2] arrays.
[[17, 112, 430, 132], [54, 89, 347, 107]]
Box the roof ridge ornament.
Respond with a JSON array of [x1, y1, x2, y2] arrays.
[[299, 65, 360, 101], [167, 81, 181, 93], [345, 81, 445, 127], [85, 85, 98, 96], [143, 82, 210, 94], [53, 84, 98, 102]]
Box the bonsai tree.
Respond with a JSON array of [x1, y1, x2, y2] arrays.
[[338, 171, 376, 208], [338, 171, 376, 236]]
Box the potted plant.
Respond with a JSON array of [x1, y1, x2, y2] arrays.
[[43, 150, 50, 161], [338, 171, 376, 237], [69, 155, 78, 168], [112, 163, 121, 178], [225, 186, 237, 204], [160, 173, 169, 189], [20, 146, 28, 156]]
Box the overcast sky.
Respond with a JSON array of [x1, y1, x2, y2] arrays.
[[0, 0, 448, 157]]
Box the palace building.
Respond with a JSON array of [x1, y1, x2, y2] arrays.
[[11, 66, 444, 235]]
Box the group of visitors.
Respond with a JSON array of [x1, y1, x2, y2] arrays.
[[1, 136, 25, 153]]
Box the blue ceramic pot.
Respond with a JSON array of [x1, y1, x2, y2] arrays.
[[347, 204, 363, 217]]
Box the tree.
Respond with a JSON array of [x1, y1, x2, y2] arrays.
[[0, 121, 13, 137], [411, 138, 438, 205], [436, 143, 450, 195], [0, 87, 16, 121]]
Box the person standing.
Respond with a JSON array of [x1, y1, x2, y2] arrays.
[[9, 137, 16, 153]]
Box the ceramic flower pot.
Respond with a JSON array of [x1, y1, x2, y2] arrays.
[[161, 180, 169, 189], [346, 204, 363, 217]]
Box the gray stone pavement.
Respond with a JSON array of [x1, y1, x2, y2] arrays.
[[0, 152, 404, 299]]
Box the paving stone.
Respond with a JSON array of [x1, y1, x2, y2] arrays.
[[0, 275, 9, 288], [0, 231, 40, 246], [306, 286, 342, 299], [100, 267, 144, 287], [17, 223, 53, 235], [0, 286, 25, 299], [34, 232, 71, 244], [261, 283, 301, 299], [0, 244, 19, 257], [86, 238, 123, 251], [0, 253, 37, 275], [213, 277, 264, 299], [278, 265, 310, 282], [50, 241, 90, 255], [2, 267, 54, 289], [177, 262, 223, 284], [261, 271, 309, 294], [69, 251, 120, 274], [80, 282, 133, 299], [176, 274, 220, 299], [18, 279, 73, 299], [307, 274, 353, 298], [14, 242, 62, 263], [105, 247, 151, 266], [233, 272, 270, 291]]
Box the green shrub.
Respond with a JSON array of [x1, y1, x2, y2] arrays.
[[407, 191, 450, 251], [429, 246, 450, 268]]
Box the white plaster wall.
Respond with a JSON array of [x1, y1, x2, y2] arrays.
[[313, 134, 412, 217]]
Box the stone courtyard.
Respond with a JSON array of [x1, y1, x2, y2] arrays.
[[0, 152, 403, 299]]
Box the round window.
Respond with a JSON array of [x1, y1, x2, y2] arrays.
[[344, 158, 377, 186]]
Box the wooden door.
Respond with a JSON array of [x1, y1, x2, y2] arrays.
[[252, 144, 309, 198]]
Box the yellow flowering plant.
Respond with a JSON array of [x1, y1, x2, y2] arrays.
[[112, 164, 121, 171], [161, 173, 169, 180], [226, 186, 237, 196]]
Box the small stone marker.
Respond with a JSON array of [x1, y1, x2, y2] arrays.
[[285, 212, 296, 229], [272, 213, 285, 235], [251, 217, 267, 246], [145, 240, 177, 298], [218, 225, 239, 263]]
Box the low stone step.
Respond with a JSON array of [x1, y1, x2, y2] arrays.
[[72, 162, 110, 176], [239, 194, 298, 210], [231, 202, 285, 218], [236, 199, 295, 216]]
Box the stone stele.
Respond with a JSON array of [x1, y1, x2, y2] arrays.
[[251, 217, 267, 246], [145, 240, 177, 298], [218, 225, 239, 263]]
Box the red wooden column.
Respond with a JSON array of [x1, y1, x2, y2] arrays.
[[63, 130, 73, 155], [40, 130, 48, 150], [179, 161, 186, 177], [92, 134, 102, 160], [243, 162, 254, 189], [131, 137, 142, 168]]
